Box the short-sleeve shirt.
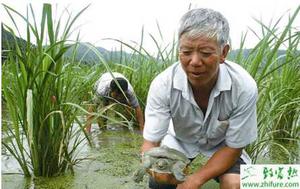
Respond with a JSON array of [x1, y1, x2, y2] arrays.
[[93, 72, 139, 108], [143, 61, 258, 163]]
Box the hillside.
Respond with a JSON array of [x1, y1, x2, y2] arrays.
[[1, 25, 28, 62], [1, 26, 135, 65], [65, 43, 134, 64], [2, 27, 288, 65]]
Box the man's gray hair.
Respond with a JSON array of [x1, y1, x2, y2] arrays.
[[178, 8, 230, 47]]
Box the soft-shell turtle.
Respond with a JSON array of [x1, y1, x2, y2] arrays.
[[133, 145, 190, 184]]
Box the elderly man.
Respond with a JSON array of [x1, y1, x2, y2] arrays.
[[141, 8, 257, 189]]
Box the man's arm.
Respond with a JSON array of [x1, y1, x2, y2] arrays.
[[141, 139, 160, 153], [85, 105, 95, 133], [135, 106, 144, 131], [177, 146, 242, 189]]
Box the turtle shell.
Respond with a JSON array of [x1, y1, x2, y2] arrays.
[[142, 146, 190, 184], [144, 146, 190, 163], [147, 166, 189, 184]]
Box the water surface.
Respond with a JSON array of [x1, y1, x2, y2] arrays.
[[2, 125, 219, 189]]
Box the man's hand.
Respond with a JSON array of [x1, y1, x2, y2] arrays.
[[177, 146, 242, 189], [176, 174, 203, 189], [141, 139, 160, 153]]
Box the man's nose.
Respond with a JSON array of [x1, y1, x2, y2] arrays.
[[190, 52, 203, 66]]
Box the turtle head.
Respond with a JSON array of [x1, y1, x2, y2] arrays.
[[155, 158, 169, 170]]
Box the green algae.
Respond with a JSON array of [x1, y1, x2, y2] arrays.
[[2, 130, 218, 189], [2, 130, 148, 189]]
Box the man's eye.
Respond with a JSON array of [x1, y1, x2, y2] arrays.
[[200, 52, 212, 57], [181, 51, 192, 56]]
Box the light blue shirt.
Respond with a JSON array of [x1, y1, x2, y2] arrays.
[[143, 61, 258, 163]]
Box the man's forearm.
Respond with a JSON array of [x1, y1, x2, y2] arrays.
[[191, 146, 242, 186], [85, 105, 95, 132], [135, 106, 144, 131], [141, 139, 160, 153]]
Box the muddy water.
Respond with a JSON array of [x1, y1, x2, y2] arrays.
[[2, 122, 299, 189], [2, 124, 219, 189]]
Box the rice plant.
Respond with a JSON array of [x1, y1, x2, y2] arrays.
[[231, 6, 300, 163], [1, 3, 92, 177], [102, 25, 177, 108]]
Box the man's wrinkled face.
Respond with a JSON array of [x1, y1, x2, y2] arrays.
[[179, 34, 228, 89]]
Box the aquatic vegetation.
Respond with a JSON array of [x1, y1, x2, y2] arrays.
[[1, 3, 91, 177], [231, 6, 300, 163]]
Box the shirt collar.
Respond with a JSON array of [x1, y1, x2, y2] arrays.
[[173, 63, 190, 100], [213, 63, 232, 97], [173, 62, 232, 98]]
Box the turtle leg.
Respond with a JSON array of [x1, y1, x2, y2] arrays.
[[171, 161, 187, 182], [142, 155, 152, 169], [133, 168, 146, 183], [133, 155, 153, 183]]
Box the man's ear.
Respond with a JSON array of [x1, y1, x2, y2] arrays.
[[220, 44, 230, 63]]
